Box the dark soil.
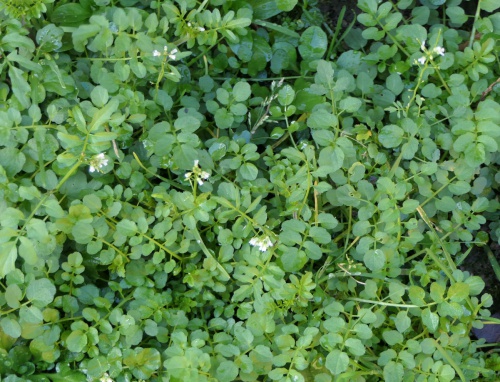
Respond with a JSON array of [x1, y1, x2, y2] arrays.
[[461, 242, 500, 313], [317, 0, 360, 28]]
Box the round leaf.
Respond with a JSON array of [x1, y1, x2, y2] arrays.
[[299, 26, 327, 60], [66, 329, 88, 353], [233, 82, 251, 102], [239, 163, 258, 180], [325, 349, 349, 375], [379, 125, 404, 148], [26, 278, 56, 306], [216, 360, 239, 382]]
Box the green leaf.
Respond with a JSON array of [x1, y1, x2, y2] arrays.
[[0, 241, 17, 278], [303, 240, 322, 260], [408, 285, 426, 306], [299, 26, 327, 60], [308, 110, 338, 130], [309, 226, 330, 244], [174, 115, 201, 133], [215, 108, 234, 129], [379, 125, 404, 148], [382, 330, 403, 345], [325, 349, 349, 375], [254, 20, 300, 39], [339, 97, 362, 113], [277, 0, 297, 12], [0, 317, 22, 338], [72, 221, 94, 244], [345, 338, 365, 356], [362, 27, 385, 41], [383, 361, 404, 382], [280, 247, 307, 272], [364, 249, 385, 271], [66, 329, 88, 353], [394, 311, 411, 333], [9, 66, 31, 109], [430, 282, 445, 303], [465, 276, 485, 296], [5, 284, 22, 309], [36, 24, 64, 53], [82, 194, 102, 213], [86, 356, 109, 378], [277, 85, 295, 106], [216, 360, 239, 382], [480, 0, 500, 12], [452, 132, 474, 152], [19, 305, 43, 323], [464, 143, 486, 167], [447, 282, 469, 302], [116, 219, 138, 237], [88, 98, 119, 133], [172, 144, 198, 170], [51, 3, 92, 26], [233, 81, 251, 102], [421, 308, 439, 332], [130, 348, 162, 379], [26, 278, 57, 306], [18, 236, 38, 265], [448, 180, 471, 195], [401, 137, 419, 159], [421, 83, 442, 98], [386, 73, 404, 95], [90, 85, 109, 108], [239, 163, 258, 180]]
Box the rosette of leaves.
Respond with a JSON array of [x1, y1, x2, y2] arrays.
[[0, 0, 53, 20]]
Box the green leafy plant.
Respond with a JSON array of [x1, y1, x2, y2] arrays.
[[1, 0, 500, 381]]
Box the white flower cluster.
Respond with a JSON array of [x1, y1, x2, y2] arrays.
[[153, 46, 178, 60], [185, 160, 210, 186], [415, 40, 445, 65], [89, 153, 109, 173], [249, 236, 273, 252], [187, 22, 205, 32], [100, 373, 113, 382]]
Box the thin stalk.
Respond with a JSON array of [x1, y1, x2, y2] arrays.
[[485, 246, 500, 282], [468, 0, 482, 49]]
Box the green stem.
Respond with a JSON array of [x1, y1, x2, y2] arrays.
[[485, 245, 500, 282], [434, 340, 467, 382], [468, 0, 482, 49], [347, 297, 419, 309]]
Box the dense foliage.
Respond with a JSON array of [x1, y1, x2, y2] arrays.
[[0, 0, 500, 380]]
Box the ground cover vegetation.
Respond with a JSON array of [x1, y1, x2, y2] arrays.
[[0, 0, 499, 380]]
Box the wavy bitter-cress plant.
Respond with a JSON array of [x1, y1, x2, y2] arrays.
[[0, 0, 499, 380]]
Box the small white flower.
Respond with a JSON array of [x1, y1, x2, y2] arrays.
[[420, 40, 426, 51], [168, 48, 178, 60], [89, 153, 108, 173], [198, 27, 205, 32], [200, 170, 210, 180], [417, 56, 426, 65], [249, 236, 273, 252], [100, 373, 113, 382], [433, 46, 445, 56], [153, 50, 161, 57], [185, 160, 210, 186]]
